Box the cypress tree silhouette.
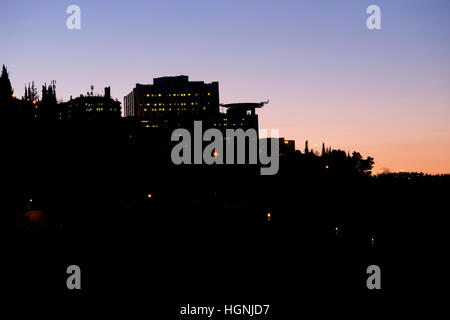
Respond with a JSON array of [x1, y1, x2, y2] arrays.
[[24, 81, 39, 102], [41, 81, 57, 105], [40, 80, 58, 120], [0, 64, 14, 103]]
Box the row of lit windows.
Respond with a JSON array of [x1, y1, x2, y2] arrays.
[[145, 108, 184, 112], [143, 106, 207, 112], [85, 107, 119, 112], [146, 102, 200, 107], [146, 93, 211, 97], [213, 123, 245, 127], [141, 120, 168, 124], [220, 118, 247, 122], [84, 102, 103, 107], [142, 122, 247, 129]]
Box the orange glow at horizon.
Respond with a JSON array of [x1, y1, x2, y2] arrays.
[[256, 78, 450, 175]]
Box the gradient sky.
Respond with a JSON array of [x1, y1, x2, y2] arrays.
[[1, 0, 449, 173]]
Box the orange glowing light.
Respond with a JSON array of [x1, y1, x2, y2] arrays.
[[147, 193, 153, 199], [32, 100, 37, 104], [267, 213, 271, 222], [325, 165, 329, 169], [213, 151, 218, 157]]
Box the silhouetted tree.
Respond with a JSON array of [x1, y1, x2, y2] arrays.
[[0, 64, 14, 103], [40, 80, 58, 120], [351, 152, 374, 175], [41, 81, 57, 105], [24, 81, 39, 102]]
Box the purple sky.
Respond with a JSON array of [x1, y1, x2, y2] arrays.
[[1, 0, 450, 173]]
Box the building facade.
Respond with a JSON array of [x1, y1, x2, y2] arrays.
[[124, 76, 220, 122], [61, 87, 121, 120]]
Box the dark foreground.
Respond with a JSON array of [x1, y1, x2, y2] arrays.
[[1, 119, 447, 315]]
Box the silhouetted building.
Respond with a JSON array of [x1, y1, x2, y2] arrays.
[[124, 76, 220, 122], [215, 101, 268, 132], [123, 76, 267, 139], [60, 86, 121, 120]]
